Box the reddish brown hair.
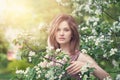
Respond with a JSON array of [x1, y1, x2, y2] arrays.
[[48, 14, 80, 54]]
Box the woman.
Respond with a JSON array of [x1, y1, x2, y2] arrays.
[[48, 14, 111, 80]]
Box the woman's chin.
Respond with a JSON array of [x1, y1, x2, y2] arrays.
[[58, 41, 66, 44]]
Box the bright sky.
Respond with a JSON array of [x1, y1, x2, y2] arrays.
[[0, 0, 36, 29], [0, 0, 70, 29], [0, 0, 29, 43]]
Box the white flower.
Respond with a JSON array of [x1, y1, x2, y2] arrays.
[[37, 70, 41, 74], [47, 62, 54, 67], [37, 74, 41, 78], [88, 36, 96, 40], [34, 66, 37, 69], [93, 21, 97, 26], [79, 74, 82, 78], [62, 71, 65, 74], [95, 9, 102, 15], [108, 32, 111, 35], [45, 73, 49, 78], [57, 59, 65, 65], [28, 57, 32, 62], [85, 38, 88, 42], [113, 21, 118, 27], [46, 46, 54, 53], [56, 48, 61, 53], [80, 63, 90, 75], [38, 60, 47, 68], [92, 29, 97, 35], [83, 75, 88, 80], [110, 48, 117, 56], [110, 40, 113, 43], [29, 51, 35, 56], [58, 74, 62, 79], [46, 49, 49, 54], [38, 22, 45, 30], [103, 76, 112, 80], [119, 16, 120, 21], [16, 70, 24, 74], [103, 54, 107, 58], [81, 27, 88, 31], [95, 39, 100, 46], [45, 54, 49, 58], [88, 0, 92, 5], [78, 5, 84, 11], [81, 49, 87, 53], [86, 16, 99, 26], [36, 74, 41, 79], [116, 74, 120, 80], [84, 4, 92, 13], [46, 46, 54, 51], [112, 59, 119, 67], [45, 70, 54, 78], [86, 19, 90, 25], [88, 16, 99, 22], [101, 35, 104, 39], [35, 67, 40, 71], [24, 67, 30, 75], [63, 55, 69, 61]]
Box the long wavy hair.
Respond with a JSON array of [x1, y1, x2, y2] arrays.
[[48, 14, 80, 54]]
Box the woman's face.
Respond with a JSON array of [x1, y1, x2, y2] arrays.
[[55, 21, 72, 45]]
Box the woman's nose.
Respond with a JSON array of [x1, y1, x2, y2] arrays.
[[60, 31, 64, 35]]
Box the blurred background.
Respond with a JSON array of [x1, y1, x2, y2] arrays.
[[0, 0, 120, 80], [0, 0, 71, 79]]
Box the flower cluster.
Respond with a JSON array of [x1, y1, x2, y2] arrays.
[[14, 47, 95, 80], [103, 76, 112, 80], [56, 0, 120, 79], [14, 47, 70, 80]]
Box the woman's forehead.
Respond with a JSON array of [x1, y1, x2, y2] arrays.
[[58, 21, 70, 28]]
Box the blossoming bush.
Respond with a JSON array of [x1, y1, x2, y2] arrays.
[[12, 45, 95, 80], [11, 26, 111, 80], [11, 24, 96, 80], [14, 48, 69, 80], [57, 0, 120, 79], [11, 0, 120, 79]]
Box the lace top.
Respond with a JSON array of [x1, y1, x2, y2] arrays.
[[69, 50, 81, 80]]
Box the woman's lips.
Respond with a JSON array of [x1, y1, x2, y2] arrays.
[[59, 38, 65, 40]]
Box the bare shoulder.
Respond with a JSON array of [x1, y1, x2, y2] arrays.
[[77, 52, 97, 64], [77, 52, 92, 60]]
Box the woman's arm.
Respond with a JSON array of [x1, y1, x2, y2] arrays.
[[67, 53, 111, 80], [78, 53, 111, 80], [92, 63, 110, 80]]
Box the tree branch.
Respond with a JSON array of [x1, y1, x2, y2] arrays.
[[43, 56, 64, 66], [103, 10, 120, 22], [24, 39, 37, 53]]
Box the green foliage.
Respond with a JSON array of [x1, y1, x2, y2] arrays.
[[0, 28, 9, 68], [0, 28, 9, 54], [7, 59, 33, 73], [56, 0, 120, 79], [13, 24, 48, 60], [0, 54, 8, 68], [12, 48, 95, 80], [5, 0, 120, 79]]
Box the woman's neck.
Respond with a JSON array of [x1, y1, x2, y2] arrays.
[[60, 44, 71, 55]]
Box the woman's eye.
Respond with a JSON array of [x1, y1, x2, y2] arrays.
[[64, 28, 70, 31], [57, 28, 60, 31]]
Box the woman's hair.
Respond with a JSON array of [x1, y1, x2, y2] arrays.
[[48, 14, 80, 54]]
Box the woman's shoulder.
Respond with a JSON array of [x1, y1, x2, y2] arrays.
[[75, 50, 88, 58], [77, 51, 96, 63]]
